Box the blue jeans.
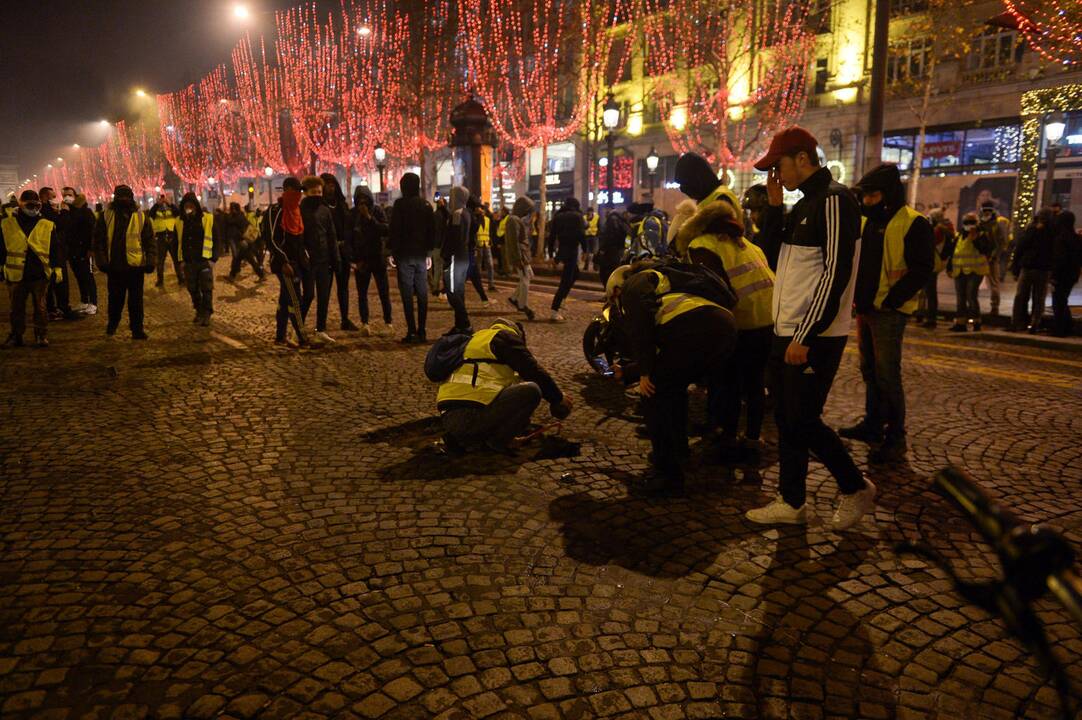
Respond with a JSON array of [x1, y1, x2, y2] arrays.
[[395, 256, 429, 335], [856, 310, 908, 439], [443, 254, 470, 331]]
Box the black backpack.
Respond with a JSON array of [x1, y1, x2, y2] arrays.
[[654, 258, 737, 310], [424, 331, 473, 382]]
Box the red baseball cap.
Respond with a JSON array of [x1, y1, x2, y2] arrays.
[[753, 126, 820, 171]]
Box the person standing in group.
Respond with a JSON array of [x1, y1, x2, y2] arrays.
[[503, 195, 536, 321], [64, 193, 97, 315], [351, 185, 394, 337], [443, 186, 473, 334], [430, 197, 449, 302], [745, 127, 875, 530], [226, 201, 264, 283], [1009, 209, 1054, 334], [1050, 210, 1081, 337], [149, 193, 182, 288], [298, 176, 340, 344], [41, 186, 76, 321], [595, 208, 632, 286], [919, 208, 953, 328], [1, 190, 62, 347], [176, 193, 217, 327], [320, 173, 357, 331], [582, 206, 599, 271], [548, 197, 586, 323], [838, 164, 933, 464], [263, 176, 310, 347], [389, 172, 434, 344], [978, 200, 1008, 317], [93, 185, 156, 340], [947, 212, 993, 332], [475, 203, 496, 293], [465, 200, 491, 307], [741, 185, 772, 253]]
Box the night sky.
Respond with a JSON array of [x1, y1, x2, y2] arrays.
[[0, 0, 311, 185]]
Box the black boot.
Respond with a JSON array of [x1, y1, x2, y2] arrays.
[[838, 419, 883, 444]]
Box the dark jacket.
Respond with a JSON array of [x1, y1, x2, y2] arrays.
[[92, 201, 156, 273], [551, 201, 586, 263], [350, 186, 388, 264], [1051, 211, 1081, 281], [759, 166, 862, 343], [437, 328, 563, 410], [262, 201, 308, 274], [1, 211, 62, 282], [225, 210, 248, 248], [442, 185, 472, 260], [62, 198, 96, 259], [389, 173, 434, 259], [179, 194, 218, 264], [323, 181, 350, 264], [300, 195, 339, 268], [503, 196, 534, 272], [1012, 212, 1055, 274]]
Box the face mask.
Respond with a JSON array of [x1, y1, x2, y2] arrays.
[[185, 208, 195, 215], [63, 195, 74, 205], [963, 223, 976, 231], [861, 200, 890, 223], [23, 207, 41, 217]]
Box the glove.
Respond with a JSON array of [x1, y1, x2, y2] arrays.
[[426, 257, 433, 270], [388, 256, 396, 269]]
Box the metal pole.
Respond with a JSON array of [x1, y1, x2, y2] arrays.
[[649, 171, 656, 200], [1041, 146, 1059, 210], [606, 133, 615, 210], [378, 166, 386, 194], [864, 0, 890, 174]]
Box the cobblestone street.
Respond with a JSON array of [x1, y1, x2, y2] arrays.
[[2, 269, 1081, 720]]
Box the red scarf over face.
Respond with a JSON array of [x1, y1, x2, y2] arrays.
[[280, 189, 303, 235]]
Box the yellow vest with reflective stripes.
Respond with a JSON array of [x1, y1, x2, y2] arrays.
[[876, 206, 922, 315], [949, 231, 989, 279], [586, 214, 599, 236], [497, 215, 508, 239], [104, 210, 147, 267], [151, 208, 176, 234], [649, 271, 722, 325], [476, 216, 491, 248], [175, 214, 215, 261], [437, 325, 522, 407], [688, 236, 774, 330], [1, 216, 58, 282]]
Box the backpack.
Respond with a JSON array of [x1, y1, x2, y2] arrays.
[[629, 214, 667, 259], [653, 258, 737, 310], [424, 331, 474, 382]]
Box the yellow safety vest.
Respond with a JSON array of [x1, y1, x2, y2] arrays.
[[497, 215, 508, 239], [175, 214, 215, 261], [701, 184, 744, 226], [476, 216, 491, 248], [437, 325, 522, 407], [151, 208, 177, 234], [104, 210, 147, 267], [688, 236, 774, 330], [649, 271, 722, 325], [586, 214, 599, 236], [1, 216, 58, 283], [875, 206, 922, 315], [949, 231, 990, 279]]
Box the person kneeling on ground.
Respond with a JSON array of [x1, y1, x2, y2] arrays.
[[437, 318, 572, 453]]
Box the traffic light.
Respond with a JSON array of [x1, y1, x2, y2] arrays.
[[247, 183, 255, 197]]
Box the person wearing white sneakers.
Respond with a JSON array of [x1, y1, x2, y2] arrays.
[[745, 127, 876, 531], [351, 186, 394, 338]]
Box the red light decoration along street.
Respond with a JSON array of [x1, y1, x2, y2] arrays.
[[233, 36, 310, 175], [641, 0, 815, 170], [1003, 0, 1082, 66], [158, 81, 216, 187], [201, 65, 258, 185]]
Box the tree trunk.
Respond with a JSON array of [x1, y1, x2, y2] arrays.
[[418, 148, 428, 201], [344, 161, 352, 199], [908, 56, 936, 207], [535, 143, 548, 262]]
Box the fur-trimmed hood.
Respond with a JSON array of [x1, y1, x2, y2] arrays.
[[672, 194, 745, 256]]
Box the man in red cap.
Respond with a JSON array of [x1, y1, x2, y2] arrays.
[[744, 126, 876, 531]]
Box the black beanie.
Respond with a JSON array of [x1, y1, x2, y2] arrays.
[[673, 153, 721, 202]]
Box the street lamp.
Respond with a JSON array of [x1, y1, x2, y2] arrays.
[[357, 25, 371, 37], [1042, 112, 1067, 210], [602, 93, 621, 210], [374, 143, 387, 194], [264, 165, 274, 208], [232, 3, 250, 21], [646, 146, 659, 200]]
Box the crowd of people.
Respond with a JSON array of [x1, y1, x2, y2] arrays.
[[3, 126, 1080, 531]]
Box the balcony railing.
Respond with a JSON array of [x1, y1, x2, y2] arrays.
[[961, 65, 1015, 84]]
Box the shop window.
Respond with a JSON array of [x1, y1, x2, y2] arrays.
[[919, 130, 964, 168], [888, 38, 932, 85], [883, 135, 915, 171], [962, 125, 1021, 166]]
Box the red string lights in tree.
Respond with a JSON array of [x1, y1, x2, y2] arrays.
[[158, 81, 216, 187], [201, 65, 258, 185], [1003, 0, 1082, 66], [641, 0, 815, 170]]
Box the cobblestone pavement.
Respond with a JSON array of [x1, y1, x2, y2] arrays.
[[2, 267, 1081, 720]]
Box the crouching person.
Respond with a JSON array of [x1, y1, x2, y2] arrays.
[[436, 318, 572, 453]]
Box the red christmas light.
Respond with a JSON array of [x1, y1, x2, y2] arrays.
[[1003, 0, 1082, 66], [233, 35, 310, 175]]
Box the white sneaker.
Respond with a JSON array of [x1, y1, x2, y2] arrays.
[[746, 495, 808, 525], [315, 331, 336, 344], [73, 303, 88, 313], [360, 323, 372, 337], [832, 479, 877, 531], [551, 310, 566, 322], [84, 304, 98, 316]]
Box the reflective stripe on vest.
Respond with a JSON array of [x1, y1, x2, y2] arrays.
[[688, 235, 774, 330], [436, 326, 522, 406], [586, 214, 599, 236], [1, 216, 56, 283], [875, 206, 922, 315], [656, 292, 720, 325], [175, 214, 215, 260], [497, 216, 509, 238], [950, 233, 990, 278], [105, 210, 146, 267], [151, 209, 176, 234], [476, 216, 491, 247]]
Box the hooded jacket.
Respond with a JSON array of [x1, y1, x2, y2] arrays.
[[321, 173, 350, 264], [550, 198, 586, 263], [63, 194, 96, 259], [263, 197, 309, 274], [1051, 211, 1081, 281], [350, 185, 389, 263], [672, 193, 748, 281], [300, 194, 340, 268], [442, 185, 472, 260], [389, 173, 434, 259], [503, 196, 535, 272], [92, 194, 156, 273], [177, 193, 218, 263], [1012, 211, 1055, 274], [852, 164, 934, 313]]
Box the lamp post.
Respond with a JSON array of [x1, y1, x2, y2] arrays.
[[374, 143, 387, 195], [1042, 112, 1066, 211], [646, 146, 659, 200], [263, 166, 274, 209], [602, 93, 620, 211]]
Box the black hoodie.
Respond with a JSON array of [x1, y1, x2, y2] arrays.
[[674, 153, 720, 203], [350, 186, 388, 263], [389, 172, 434, 259]]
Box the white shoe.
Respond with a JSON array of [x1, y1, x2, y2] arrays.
[[360, 323, 372, 337], [483, 300, 491, 308], [315, 331, 336, 344], [832, 479, 877, 531], [745, 495, 808, 525], [382, 323, 394, 337], [551, 310, 566, 322], [72, 303, 88, 313], [84, 304, 98, 316]]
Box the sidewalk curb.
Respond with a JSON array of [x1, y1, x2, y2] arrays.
[[945, 330, 1082, 354]]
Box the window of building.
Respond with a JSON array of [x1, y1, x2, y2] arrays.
[[968, 29, 1019, 71], [962, 125, 1021, 166], [887, 38, 932, 84], [883, 135, 915, 171], [528, 142, 576, 176], [807, 0, 832, 34], [919, 130, 964, 168], [606, 35, 632, 85], [891, 0, 928, 16], [814, 58, 829, 95], [643, 100, 663, 125]]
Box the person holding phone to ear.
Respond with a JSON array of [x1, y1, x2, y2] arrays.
[[744, 127, 876, 532]]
